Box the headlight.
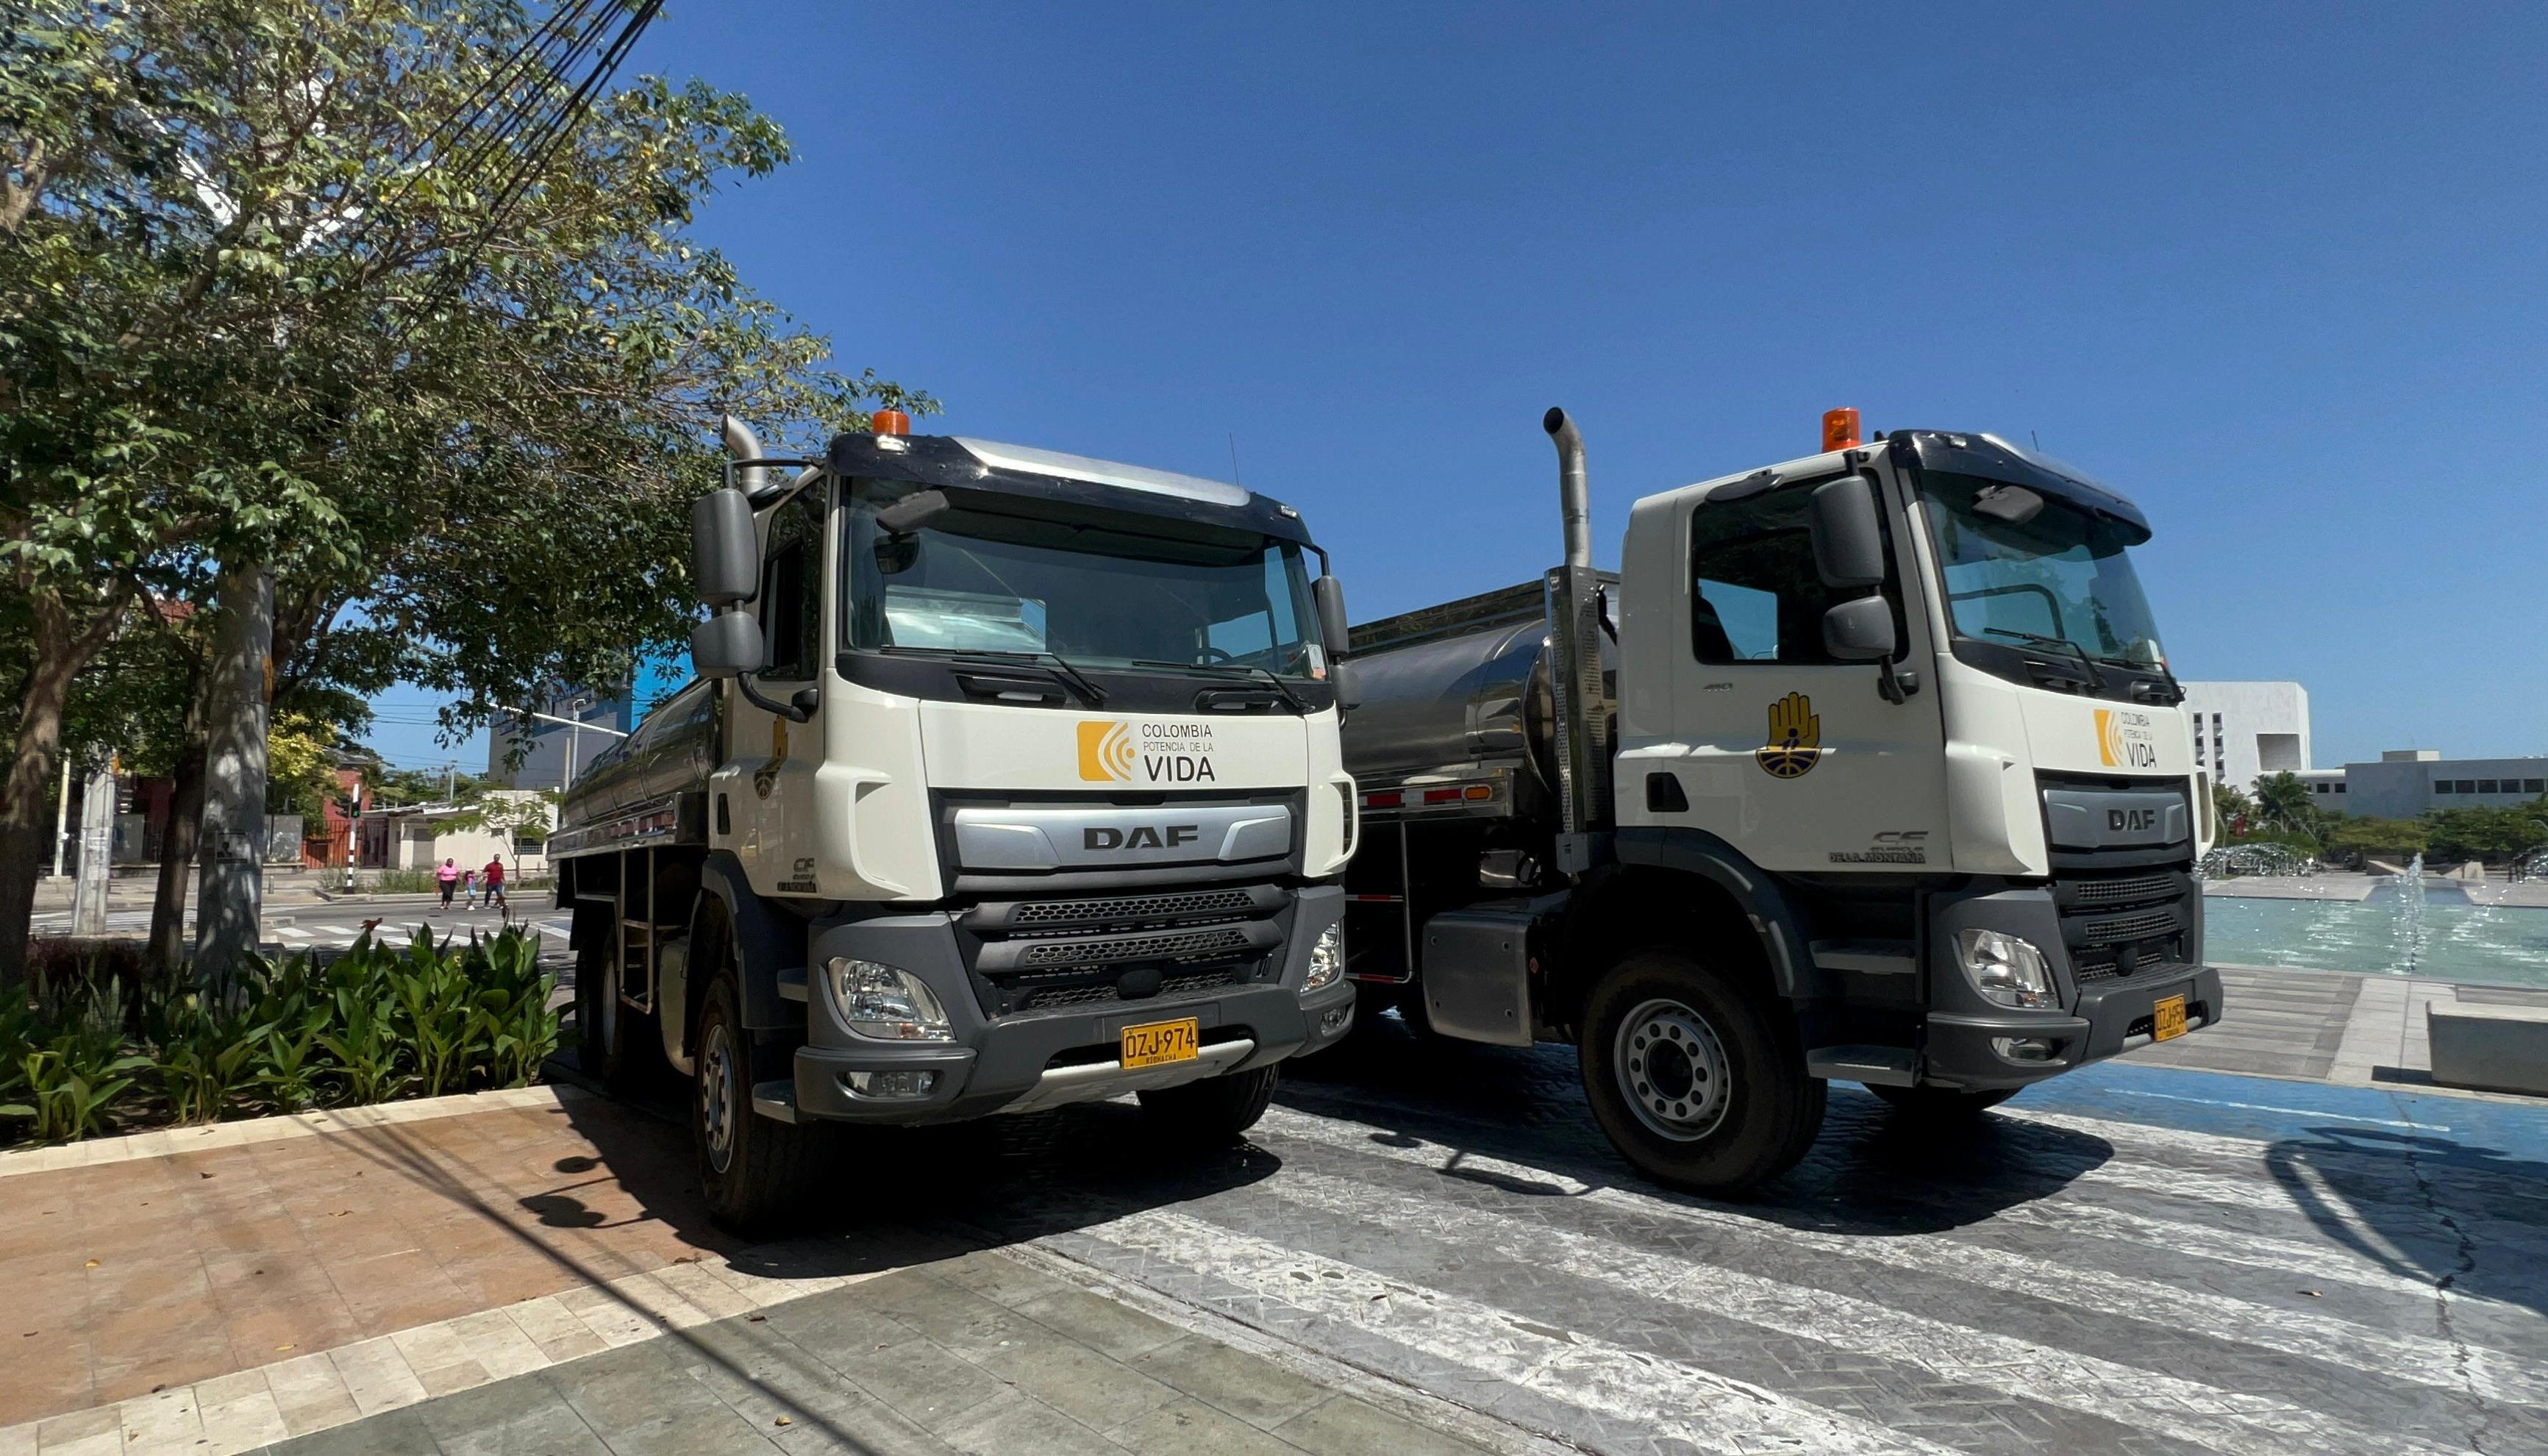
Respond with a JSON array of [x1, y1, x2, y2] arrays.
[[827, 957, 954, 1041], [1955, 929, 2058, 1010], [1302, 922, 1346, 992]]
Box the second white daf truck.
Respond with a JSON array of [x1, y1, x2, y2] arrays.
[[1340, 408, 2222, 1193], [553, 414, 1359, 1229]]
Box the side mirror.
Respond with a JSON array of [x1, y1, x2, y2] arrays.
[[691, 489, 759, 607], [1821, 596, 1896, 662], [1331, 658, 1364, 712], [1311, 576, 1352, 663], [1808, 476, 1886, 589], [690, 611, 765, 680]]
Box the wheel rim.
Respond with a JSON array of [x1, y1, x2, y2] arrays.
[[700, 1019, 738, 1174], [1614, 997, 1732, 1141]]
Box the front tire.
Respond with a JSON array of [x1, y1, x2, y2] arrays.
[[1578, 949, 1824, 1195], [1138, 1066, 1278, 1142], [694, 968, 821, 1235]]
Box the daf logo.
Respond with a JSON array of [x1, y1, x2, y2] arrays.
[[2108, 807, 2158, 833], [1083, 824, 1202, 852]]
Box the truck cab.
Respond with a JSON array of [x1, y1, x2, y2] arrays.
[[1340, 410, 2222, 1193], [557, 417, 1359, 1229]]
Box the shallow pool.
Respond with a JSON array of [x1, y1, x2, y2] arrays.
[[2202, 893, 2548, 987]]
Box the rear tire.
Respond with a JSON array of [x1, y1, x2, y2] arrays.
[[1578, 949, 1824, 1195], [573, 909, 657, 1096], [1138, 1066, 1278, 1143], [694, 961, 822, 1235], [1866, 1084, 2017, 1118]]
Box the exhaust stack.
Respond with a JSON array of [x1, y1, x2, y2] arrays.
[[1545, 407, 1590, 569], [719, 413, 769, 494], [1540, 407, 1610, 866]]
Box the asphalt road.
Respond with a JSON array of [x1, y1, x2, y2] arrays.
[[29, 896, 575, 959]]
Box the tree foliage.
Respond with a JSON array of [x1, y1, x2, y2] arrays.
[[0, 1, 931, 981]]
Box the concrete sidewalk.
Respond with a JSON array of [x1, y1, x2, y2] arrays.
[[0, 1089, 1518, 1456], [2127, 961, 2548, 1093]]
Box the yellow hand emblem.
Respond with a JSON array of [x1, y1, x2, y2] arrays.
[[1755, 691, 1824, 779]]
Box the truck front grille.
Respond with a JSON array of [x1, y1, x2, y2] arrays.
[[2079, 907, 2179, 947], [1009, 888, 1260, 929], [1017, 924, 1257, 968], [1018, 968, 1241, 1011], [2069, 872, 2176, 908]]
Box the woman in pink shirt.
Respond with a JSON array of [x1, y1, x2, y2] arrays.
[[435, 857, 460, 913]]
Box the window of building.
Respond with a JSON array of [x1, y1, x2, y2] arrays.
[[2335, 782, 2347, 793], [2527, 779, 2545, 794], [2477, 779, 2500, 794], [2313, 782, 2329, 793], [2455, 779, 2477, 794], [2436, 781, 2455, 794], [1688, 478, 1893, 665]]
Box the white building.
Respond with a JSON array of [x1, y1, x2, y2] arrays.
[[2326, 750, 2548, 820], [2178, 681, 2311, 792]]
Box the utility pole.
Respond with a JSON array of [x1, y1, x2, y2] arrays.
[[51, 758, 71, 878], [193, 562, 272, 979], [70, 753, 115, 937]]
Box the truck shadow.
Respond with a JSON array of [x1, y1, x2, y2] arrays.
[[2263, 1125, 2548, 1319], [1279, 1012, 2117, 1235]]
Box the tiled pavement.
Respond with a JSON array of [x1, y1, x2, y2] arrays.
[[6, 992, 2548, 1454]]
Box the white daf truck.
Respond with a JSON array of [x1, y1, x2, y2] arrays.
[[553, 414, 1359, 1229], [1339, 408, 2223, 1193]]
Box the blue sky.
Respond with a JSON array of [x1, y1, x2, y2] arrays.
[[367, 1, 2548, 773]]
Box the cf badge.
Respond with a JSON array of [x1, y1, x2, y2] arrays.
[[1755, 692, 1823, 779]]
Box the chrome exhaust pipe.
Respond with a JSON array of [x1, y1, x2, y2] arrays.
[[719, 413, 768, 493], [1544, 407, 1589, 569]]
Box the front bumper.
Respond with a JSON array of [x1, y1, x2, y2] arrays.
[[1923, 961, 2224, 1091], [790, 884, 1355, 1124], [1918, 879, 2222, 1091]]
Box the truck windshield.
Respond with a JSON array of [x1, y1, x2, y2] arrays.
[[843, 484, 1326, 678], [1917, 471, 2166, 671]]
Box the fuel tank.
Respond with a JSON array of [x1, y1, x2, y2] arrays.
[[555, 677, 722, 833], [1339, 579, 1613, 806]]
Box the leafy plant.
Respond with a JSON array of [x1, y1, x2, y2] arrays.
[[147, 994, 273, 1126], [6, 1035, 152, 1143]]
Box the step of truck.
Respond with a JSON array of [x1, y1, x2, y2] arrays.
[[1805, 1045, 1916, 1087], [750, 1079, 798, 1123], [1809, 940, 1916, 976]]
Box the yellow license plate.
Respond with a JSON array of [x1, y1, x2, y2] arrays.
[[2152, 994, 2188, 1043], [1121, 1018, 1200, 1069]]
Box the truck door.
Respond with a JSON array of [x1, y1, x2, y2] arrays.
[[1657, 462, 1948, 875], [725, 482, 829, 894]]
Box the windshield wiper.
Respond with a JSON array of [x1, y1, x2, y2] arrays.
[[877, 646, 1108, 705], [1129, 659, 1309, 713], [1983, 627, 2107, 690]]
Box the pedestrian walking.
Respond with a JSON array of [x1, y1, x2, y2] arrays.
[[462, 867, 479, 910], [435, 857, 459, 913], [482, 855, 508, 917]]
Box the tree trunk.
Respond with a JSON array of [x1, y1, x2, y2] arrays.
[[0, 586, 128, 994], [193, 560, 273, 984], [147, 737, 208, 977]]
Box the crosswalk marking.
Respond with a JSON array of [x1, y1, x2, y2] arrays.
[[1240, 1163, 2477, 1456], [1255, 1106, 2544, 1409], [1067, 1207, 1969, 1456]]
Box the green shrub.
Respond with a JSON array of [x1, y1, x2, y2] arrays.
[[1, 927, 561, 1146]]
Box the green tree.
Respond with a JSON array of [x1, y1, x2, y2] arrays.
[[0, 1, 929, 986], [2423, 804, 2548, 866], [2250, 771, 2319, 835], [2321, 815, 2428, 865]]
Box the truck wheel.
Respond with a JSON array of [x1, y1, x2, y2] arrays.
[[1138, 1066, 1278, 1143], [694, 971, 820, 1235], [573, 911, 656, 1094], [1578, 950, 1824, 1195], [1867, 1084, 2016, 1118]]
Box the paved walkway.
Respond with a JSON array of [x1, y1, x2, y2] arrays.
[[2130, 963, 2548, 1091], [4, 977, 2546, 1455]]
